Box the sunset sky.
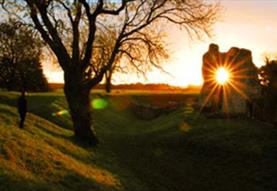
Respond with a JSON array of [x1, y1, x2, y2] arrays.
[[43, 0, 277, 87]]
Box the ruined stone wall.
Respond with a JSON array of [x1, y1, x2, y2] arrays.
[[199, 44, 221, 112], [200, 44, 261, 115]]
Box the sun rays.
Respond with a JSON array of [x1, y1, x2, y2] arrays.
[[200, 50, 253, 114]]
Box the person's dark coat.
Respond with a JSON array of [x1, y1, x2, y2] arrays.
[[17, 94, 27, 128]]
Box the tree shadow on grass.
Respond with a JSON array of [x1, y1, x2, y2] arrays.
[[105, 121, 277, 191], [35, 122, 72, 140]]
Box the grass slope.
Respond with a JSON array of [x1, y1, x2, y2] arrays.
[[0, 91, 277, 191], [0, 103, 123, 191]]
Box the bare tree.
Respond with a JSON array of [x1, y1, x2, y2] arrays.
[[94, 27, 168, 93], [99, 26, 169, 93], [92, 29, 121, 93], [1, 0, 219, 145]]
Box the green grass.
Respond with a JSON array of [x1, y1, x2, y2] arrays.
[[0, 90, 277, 191]]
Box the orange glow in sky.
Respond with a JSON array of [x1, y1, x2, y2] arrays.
[[43, 0, 277, 87]]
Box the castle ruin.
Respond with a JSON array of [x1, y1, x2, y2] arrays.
[[200, 43, 261, 115]]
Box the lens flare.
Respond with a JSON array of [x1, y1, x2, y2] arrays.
[[52, 109, 69, 117], [216, 67, 229, 85], [91, 98, 108, 110]]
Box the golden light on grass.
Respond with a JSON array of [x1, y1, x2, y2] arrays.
[[215, 67, 230, 85], [0, 107, 122, 189]]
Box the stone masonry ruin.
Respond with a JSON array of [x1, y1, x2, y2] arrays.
[[200, 43, 261, 116]]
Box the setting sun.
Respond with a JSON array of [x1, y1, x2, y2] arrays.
[[215, 67, 229, 85]]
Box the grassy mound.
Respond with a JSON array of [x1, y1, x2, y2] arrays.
[[0, 103, 121, 191], [0, 91, 277, 191]]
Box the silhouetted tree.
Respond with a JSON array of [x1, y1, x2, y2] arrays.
[[101, 28, 169, 93], [1, 0, 219, 145], [0, 19, 48, 92], [259, 58, 277, 89], [259, 58, 277, 123], [91, 30, 121, 93]]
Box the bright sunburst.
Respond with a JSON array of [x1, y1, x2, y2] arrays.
[[215, 67, 229, 85]]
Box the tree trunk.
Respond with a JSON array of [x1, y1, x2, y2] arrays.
[[64, 77, 99, 146], [105, 78, 111, 93], [105, 72, 112, 93]]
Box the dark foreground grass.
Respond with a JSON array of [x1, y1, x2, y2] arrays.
[[0, 90, 277, 191]]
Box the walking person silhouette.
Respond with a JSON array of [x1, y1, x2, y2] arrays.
[[17, 91, 27, 129]]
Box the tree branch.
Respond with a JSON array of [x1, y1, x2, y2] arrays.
[[26, 0, 71, 68]]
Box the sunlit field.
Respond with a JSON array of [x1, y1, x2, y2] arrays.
[[0, 90, 276, 191]]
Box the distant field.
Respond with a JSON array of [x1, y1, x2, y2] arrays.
[[93, 88, 200, 95], [0, 90, 276, 191], [48, 83, 201, 95], [49, 88, 200, 95]]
